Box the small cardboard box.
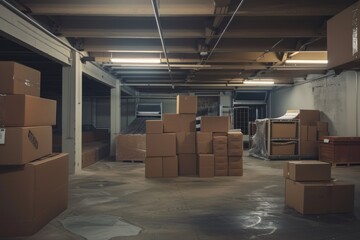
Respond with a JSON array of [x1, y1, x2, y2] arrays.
[[270, 142, 295, 155], [0, 61, 41, 97], [163, 114, 180, 133], [213, 136, 228, 156], [0, 153, 68, 237], [285, 179, 354, 214], [201, 116, 230, 132], [228, 132, 243, 156], [176, 132, 196, 154], [271, 122, 297, 139], [176, 95, 197, 114], [116, 134, 146, 161], [146, 120, 163, 134], [145, 157, 163, 178], [300, 140, 318, 157], [146, 133, 176, 157], [283, 161, 331, 181], [178, 154, 197, 176], [229, 169, 243, 176], [0, 126, 52, 165], [179, 114, 196, 132], [0, 95, 56, 127], [215, 169, 228, 176], [317, 121, 328, 132], [198, 154, 214, 178], [196, 132, 213, 154], [163, 156, 178, 178]]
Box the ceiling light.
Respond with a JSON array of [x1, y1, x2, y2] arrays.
[[110, 58, 161, 63], [285, 59, 328, 64], [243, 80, 274, 85]]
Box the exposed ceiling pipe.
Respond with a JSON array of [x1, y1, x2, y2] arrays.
[[150, 0, 174, 86], [122, 83, 291, 87]]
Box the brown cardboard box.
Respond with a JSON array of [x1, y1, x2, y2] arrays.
[[229, 168, 243, 176], [215, 162, 228, 170], [196, 132, 213, 154], [229, 161, 243, 169], [82, 146, 98, 168], [163, 114, 180, 133], [145, 157, 163, 178], [176, 132, 196, 154], [179, 114, 196, 132], [176, 95, 197, 114], [300, 140, 318, 157], [116, 134, 146, 161], [215, 156, 228, 163], [270, 142, 296, 155], [228, 132, 243, 156], [146, 120, 163, 134], [308, 126, 317, 141], [317, 131, 329, 139], [271, 122, 297, 139], [295, 109, 320, 126], [198, 154, 214, 178], [0, 95, 56, 127], [213, 136, 228, 156], [213, 132, 227, 136], [178, 154, 197, 176], [0, 153, 68, 237], [0, 61, 41, 97], [0, 126, 52, 165], [283, 161, 331, 181], [215, 169, 228, 176], [201, 116, 230, 132], [300, 125, 308, 141], [285, 179, 354, 214], [228, 156, 242, 162], [317, 121, 328, 132], [163, 156, 178, 177], [146, 133, 176, 157]]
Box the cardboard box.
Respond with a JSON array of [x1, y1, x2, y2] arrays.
[[319, 136, 360, 164], [317, 121, 328, 132], [295, 109, 320, 126], [229, 169, 243, 176], [163, 114, 180, 133], [308, 126, 317, 141], [285, 179, 354, 214], [176, 132, 196, 154], [0, 153, 68, 237], [176, 95, 197, 114], [228, 156, 242, 162], [229, 161, 242, 169], [179, 114, 196, 132], [213, 132, 227, 136], [300, 125, 308, 141], [178, 154, 197, 176], [198, 154, 214, 178], [0, 61, 41, 97], [228, 132, 243, 156], [300, 140, 318, 157], [201, 116, 230, 132], [283, 161, 331, 181], [215, 169, 228, 176], [82, 146, 98, 168], [196, 132, 213, 154], [163, 156, 178, 178], [270, 142, 296, 155], [213, 136, 228, 156], [116, 134, 146, 161], [145, 157, 163, 178], [215, 162, 228, 170], [0, 95, 56, 127], [146, 133, 176, 157], [0, 126, 52, 165], [214, 156, 228, 163], [146, 120, 163, 134], [271, 122, 297, 139]]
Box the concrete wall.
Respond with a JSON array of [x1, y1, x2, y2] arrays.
[[270, 71, 360, 136]]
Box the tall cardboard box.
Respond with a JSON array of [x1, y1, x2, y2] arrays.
[[0, 153, 69, 237], [0, 126, 52, 165], [163, 114, 180, 133], [283, 161, 331, 181], [178, 154, 197, 176], [176, 132, 196, 154], [179, 114, 196, 132], [176, 95, 197, 114], [213, 136, 228, 156], [146, 120, 163, 134], [198, 154, 214, 178], [163, 156, 178, 178], [228, 132, 243, 156], [196, 132, 213, 154], [0, 95, 56, 127], [0, 61, 41, 97], [201, 116, 230, 132], [145, 157, 163, 178], [146, 133, 176, 157]]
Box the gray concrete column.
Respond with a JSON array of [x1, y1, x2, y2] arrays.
[[62, 51, 83, 174], [110, 81, 121, 157]]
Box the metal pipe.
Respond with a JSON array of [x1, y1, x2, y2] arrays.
[[122, 83, 291, 87], [151, 0, 173, 85]]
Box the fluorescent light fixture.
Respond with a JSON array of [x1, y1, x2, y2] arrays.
[[285, 59, 328, 64], [243, 80, 274, 85], [110, 58, 161, 63]]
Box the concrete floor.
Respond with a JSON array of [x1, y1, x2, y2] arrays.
[[10, 153, 360, 240]]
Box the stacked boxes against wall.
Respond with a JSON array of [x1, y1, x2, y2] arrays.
[[283, 161, 354, 214], [0, 62, 68, 237], [228, 132, 243, 176]]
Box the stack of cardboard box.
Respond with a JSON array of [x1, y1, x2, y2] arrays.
[[228, 132, 243, 176], [0, 61, 68, 237], [284, 160, 354, 214]]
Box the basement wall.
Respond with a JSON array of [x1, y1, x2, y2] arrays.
[[270, 71, 360, 136]]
